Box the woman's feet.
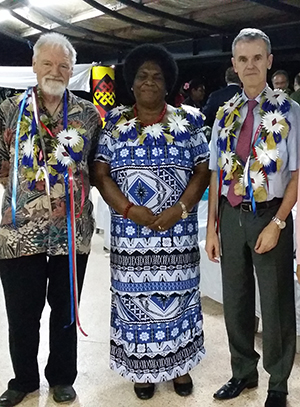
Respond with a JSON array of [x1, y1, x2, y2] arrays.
[[173, 373, 193, 397], [134, 383, 155, 400], [133, 373, 193, 399]]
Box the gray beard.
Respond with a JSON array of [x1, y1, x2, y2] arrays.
[[41, 78, 66, 97]]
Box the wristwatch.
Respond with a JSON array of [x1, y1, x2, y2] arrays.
[[272, 216, 286, 230], [178, 201, 188, 219]]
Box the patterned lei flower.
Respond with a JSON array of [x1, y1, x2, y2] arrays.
[[106, 103, 204, 145], [216, 88, 291, 202], [18, 91, 87, 190]]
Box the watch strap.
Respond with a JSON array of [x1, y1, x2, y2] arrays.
[[178, 201, 188, 219]]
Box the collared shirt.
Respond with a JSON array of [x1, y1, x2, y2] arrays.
[[209, 85, 300, 200], [0, 89, 101, 259]]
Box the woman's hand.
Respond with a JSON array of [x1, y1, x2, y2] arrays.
[[147, 205, 182, 232], [128, 205, 156, 226], [296, 265, 300, 284]]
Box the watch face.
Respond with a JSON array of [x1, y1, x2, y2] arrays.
[[273, 216, 286, 229], [279, 220, 286, 229], [181, 211, 188, 219]]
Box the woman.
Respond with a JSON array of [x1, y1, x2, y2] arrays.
[[183, 78, 206, 109], [94, 44, 210, 400]]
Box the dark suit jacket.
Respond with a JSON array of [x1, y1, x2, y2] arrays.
[[290, 89, 300, 105], [202, 84, 242, 127]]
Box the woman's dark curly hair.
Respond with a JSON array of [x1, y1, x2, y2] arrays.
[[123, 44, 178, 94]]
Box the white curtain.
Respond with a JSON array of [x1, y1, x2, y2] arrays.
[[0, 64, 92, 92]]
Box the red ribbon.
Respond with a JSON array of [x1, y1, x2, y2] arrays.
[[68, 167, 88, 337], [76, 170, 85, 219]]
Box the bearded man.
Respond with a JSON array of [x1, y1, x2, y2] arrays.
[[0, 33, 100, 406]]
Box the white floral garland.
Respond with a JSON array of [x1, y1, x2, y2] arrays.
[[105, 104, 204, 145], [18, 91, 87, 189], [217, 87, 291, 202]]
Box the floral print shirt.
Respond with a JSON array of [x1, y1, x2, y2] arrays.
[[0, 88, 101, 259]]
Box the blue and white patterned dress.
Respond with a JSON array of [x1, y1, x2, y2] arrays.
[[95, 105, 210, 383]]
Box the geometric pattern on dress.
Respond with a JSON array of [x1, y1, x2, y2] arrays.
[[110, 269, 200, 299], [149, 295, 177, 312], [98, 107, 210, 384], [110, 333, 205, 383], [111, 263, 198, 282], [121, 297, 148, 322], [110, 247, 199, 280], [149, 166, 186, 210], [110, 214, 199, 242], [112, 239, 198, 252], [125, 169, 173, 211], [111, 276, 200, 295], [115, 169, 127, 188], [111, 290, 202, 342], [128, 176, 157, 206], [112, 295, 147, 323]]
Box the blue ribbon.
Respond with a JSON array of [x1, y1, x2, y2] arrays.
[[12, 88, 30, 226], [64, 169, 75, 326], [13, 88, 76, 326], [248, 170, 256, 214], [61, 90, 76, 326], [63, 90, 68, 129]]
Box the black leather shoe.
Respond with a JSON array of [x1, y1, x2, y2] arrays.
[[213, 377, 258, 400], [173, 375, 193, 397], [134, 383, 155, 400], [265, 391, 287, 407], [53, 385, 76, 403], [0, 389, 27, 407]]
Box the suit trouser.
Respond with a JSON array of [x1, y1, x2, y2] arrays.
[[0, 253, 88, 393], [219, 199, 296, 393]]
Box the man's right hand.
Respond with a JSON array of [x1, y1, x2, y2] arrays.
[[0, 160, 9, 178], [205, 230, 220, 263], [128, 205, 156, 226]]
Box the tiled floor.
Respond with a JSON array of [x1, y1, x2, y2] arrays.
[[0, 233, 300, 407]]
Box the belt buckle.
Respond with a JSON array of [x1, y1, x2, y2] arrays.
[[240, 202, 252, 212]]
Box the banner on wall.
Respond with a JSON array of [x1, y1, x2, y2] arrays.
[[92, 66, 115, 123], [0, 64, 92, 92]]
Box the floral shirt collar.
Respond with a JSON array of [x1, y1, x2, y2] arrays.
[[0, 88, 100, 259]]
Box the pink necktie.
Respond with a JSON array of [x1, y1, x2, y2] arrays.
[[227, 99, 258, 207]]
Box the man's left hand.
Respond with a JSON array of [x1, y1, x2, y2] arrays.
[[254, 221, 281, 254]]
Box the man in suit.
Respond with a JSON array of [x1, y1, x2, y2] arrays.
[[202, 67, 241, 127]]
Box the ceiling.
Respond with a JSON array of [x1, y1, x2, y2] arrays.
[[1, 0, 300, 65]]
